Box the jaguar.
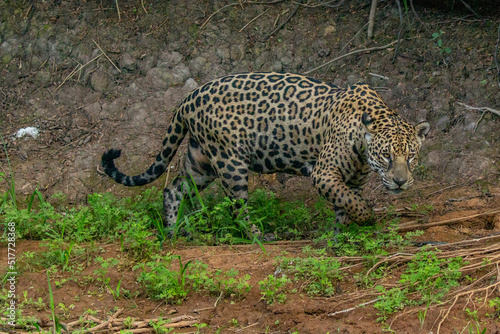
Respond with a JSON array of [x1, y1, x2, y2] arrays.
[[102, 72, 430, 232]]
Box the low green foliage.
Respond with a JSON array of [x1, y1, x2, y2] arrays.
[[318, 219, 424, 258], [374, 250, 464, 322], [258, 274, 292, 304], [135, 254, 193, 304], [431, 30, 452, 55], [187, 262, 251, 298], [488, 297, 500, 318], [135, 253, 251, 304], [374, 285, 408, 322], [400, 251, 463, 304], [277, 255, 343, 296], [175, 185, 336, 244]]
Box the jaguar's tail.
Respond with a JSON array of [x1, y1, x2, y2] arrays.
[[101, 109, 187, 187]]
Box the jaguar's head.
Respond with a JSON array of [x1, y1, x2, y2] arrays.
[[362, 112, 430, 194]]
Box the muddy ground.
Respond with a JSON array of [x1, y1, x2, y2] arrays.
[[1, 0, 500, 333]]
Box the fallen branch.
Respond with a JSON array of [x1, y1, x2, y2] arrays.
[[200, 0, 284, 30], [261, 1, 301, 41], [92, 39, 122, 73], [305, 40, 398, 74], [64, 314, 198, 333], [457, 102, 500, 117], [239, 8, 269, 32], [367, 0, 377, 38], [395, 208, 500, 232], [495, 22, 500, 88], [457, 0, 481, 18], [53, 53, 102, 92], [328, 299, 377, 316]]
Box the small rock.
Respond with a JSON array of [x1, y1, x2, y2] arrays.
[[171, 63, 191, 84], [347, 74, 361, 85], [89, 70, 112, 93], [119, 53, 136, 72], [158, 51, 183, 68], [435, 116, 450, 131], [189, 56, 207, 74], [270, 60, 283, 72], [184, 78, 199, 91]]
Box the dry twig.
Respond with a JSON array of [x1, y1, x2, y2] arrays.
[[115, 0, 121, 21], [239, 8, 269, 32], [261, 1, 300, 41], [395, 209, 500, 232], [367, 0, 377, 38], [305, 40, 398, 74], [457, 102, 500, 117], [200, 0, 284, 30], [457, 0, 481, 18], [328, 299, 378, 316], [92, 39, 122, 73], [495, 22, 500, 88]]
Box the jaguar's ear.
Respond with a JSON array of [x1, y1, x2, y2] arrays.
[[415, 121, 430, 142], [362, 112, 376, 142]]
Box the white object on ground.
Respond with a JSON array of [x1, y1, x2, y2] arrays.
[[14, 127, 40, 140]]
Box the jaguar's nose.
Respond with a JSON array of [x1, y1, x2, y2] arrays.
[[393, 178, 407, 187]]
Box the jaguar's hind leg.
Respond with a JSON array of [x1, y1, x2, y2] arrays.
[[163, 138, 216, 232]]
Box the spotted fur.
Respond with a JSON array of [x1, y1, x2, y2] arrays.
[[102, 72, 430, 231]]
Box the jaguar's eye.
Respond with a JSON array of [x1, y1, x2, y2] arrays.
[[382, 152, 391, 160], [408, 153, 416, 160]]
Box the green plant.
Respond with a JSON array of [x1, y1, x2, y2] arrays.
[[47, 272, 66, 333], [400, 251, 463, 304], [57, 303, 74, 319], [277, 256, 343, 296], [107, 280, 122, 300], [417, 304, 429, 329], [93, 257, 120, 287], [258, 275, 291, 304], [431, 30, 451, 54], [123, 317, 135, 329], [188, 263, 252, 298], [193, 322, 209, 333], [488, 297, 500, 318], [150, 318, 174, 333], [410, 204, 434, 216], [1, 138, 17, 211], [135, 254, 193, 304], [374, 285, 408, 322]]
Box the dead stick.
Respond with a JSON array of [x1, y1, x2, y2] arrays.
[[115, 0, 121, 21], [92, 39, 122, 73], [54, 53, 102, 92], [261, 2, 300, 41], [239, 8, 268, 32], [457, 102, 500, 117], [396, 209, 500, 232], [328, 299, 378, 316], [367, 0, 377, 38], [163, 320, 199, 328], [200, 0, 284, 30], [305, 40, 398, 74]]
